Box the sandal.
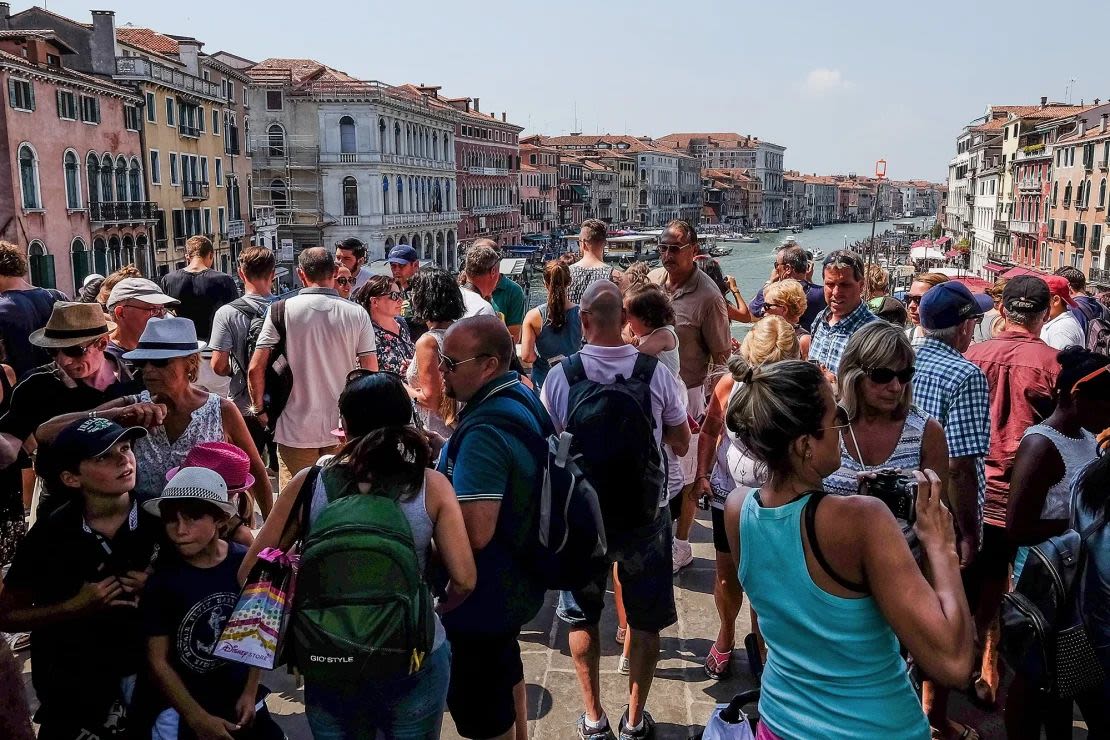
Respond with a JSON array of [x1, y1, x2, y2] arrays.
[[966, 673, 997, 710], [930, 721, 980, 740], [704, 644, 733, 680], [615, 625, 626, 645]]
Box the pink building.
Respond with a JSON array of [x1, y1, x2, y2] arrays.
[[1010, 143, 1050, 268], [0, 29, 153, 295]]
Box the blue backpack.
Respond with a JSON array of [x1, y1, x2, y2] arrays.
[[443, 382, 607, 591]]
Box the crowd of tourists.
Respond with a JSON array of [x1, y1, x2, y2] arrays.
[[0, 220, 1107, 740]]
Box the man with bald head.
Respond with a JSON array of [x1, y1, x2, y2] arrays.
[[540, 281, 690, 740], [436, 314, 548, 740]]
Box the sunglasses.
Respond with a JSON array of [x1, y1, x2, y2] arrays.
[[438, 353, 492, 373], [864, 366, 915, 384], [336, 278, 353, 286], [822, 404, 851, 431], [122, 304, 167, 317], [905, 295, 924, 305], [1072, 365, 1109, 396], [372, 290, 404, 301], [49, 341, 99, 358], [134, 357, 173, 368], [657, 242, 690, 254], [824, 251, 862, 270]]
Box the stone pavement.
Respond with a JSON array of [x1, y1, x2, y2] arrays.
[[17, 509, 1089, 738]]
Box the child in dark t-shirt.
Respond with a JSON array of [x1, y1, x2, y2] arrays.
[[142, 466, 277, 740]]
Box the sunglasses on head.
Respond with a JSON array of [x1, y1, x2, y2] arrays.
[[49, 341, 99, 358], [864, 366, 915, 384]]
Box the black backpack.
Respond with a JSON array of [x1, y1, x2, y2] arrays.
[[443, 382, 607, 592], [230, 298, 293, 422], [562, 352, 667, 533], [999, 510, 1106, 697]]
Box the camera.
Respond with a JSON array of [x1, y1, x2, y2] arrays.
[[860, 468, 917, 524]]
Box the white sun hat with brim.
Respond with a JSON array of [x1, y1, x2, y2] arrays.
[[143, 466, 238, 518], [122, 316, 206, 360]]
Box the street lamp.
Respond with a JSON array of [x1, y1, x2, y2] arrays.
[[868, 159, 887, 268]]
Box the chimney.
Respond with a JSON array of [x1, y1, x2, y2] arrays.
[[501, 112, 506, 122], [1040, 96, 1048, 108], [1102, 113, 1108, 134], [88, 10, 116, 77], [177, 38, 202, 76], [473, 97, 479, 112], [0, 3, 10, 30]]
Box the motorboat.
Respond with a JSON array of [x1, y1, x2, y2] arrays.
[[717, 232, 760, 243], [708, 244, 734, 257]]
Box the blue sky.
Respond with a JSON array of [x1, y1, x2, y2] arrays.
[[30, 0, 1110, 182]]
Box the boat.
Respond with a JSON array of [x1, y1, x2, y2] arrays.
[[790, 225, 803, 234], [811, 249, 825, 261], [717, 232, 760, 243], [708, 244, 733, 257]]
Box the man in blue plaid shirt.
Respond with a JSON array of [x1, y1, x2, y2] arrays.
[[808, 251, 878, 375], [912, 282, 993, 566]]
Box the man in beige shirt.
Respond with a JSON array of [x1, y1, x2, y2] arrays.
[[648, 220, 731, 572]]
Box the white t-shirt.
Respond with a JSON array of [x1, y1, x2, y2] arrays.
[[539, 343, 688, 450], [1040, 311, 1085, 350], [351, 267, 372, 292], [256, 287, 376, 447], [461, 287, 496, 318]]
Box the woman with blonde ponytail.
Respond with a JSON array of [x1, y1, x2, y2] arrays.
[[520, 260, 582, 390], [692, 315, 798, 680]]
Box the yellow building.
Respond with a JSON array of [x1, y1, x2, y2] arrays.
[[114, 27, 247, 276]]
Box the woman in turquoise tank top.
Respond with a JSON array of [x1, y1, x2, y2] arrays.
[[721, 360, 973, 740]]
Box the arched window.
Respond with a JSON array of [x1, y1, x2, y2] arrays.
[[93, 237, 108, 274], [394, 123, 401, 154], [1100, 178, 1107, 209], [1052, 180, 1059, 206], [129, 160, 142, 201], [342, 176, 358, 216], [18, 144, 40, 209], [432, 134, 439, 161], [397, 176, 404, 212], [70, 238, 89, 294], [115, 156, 128, 202], [434, 181, 442, 212], [64, 150, 81, 209], [100, 154, 113, 202], [339, 116, 356, 154], [378, 118, 386, 150], [1064, 182, 1072, 204], [445, 181, 451, 210], [270, 178, 287, 209], [382, 176, 390, 215], [267, 124, 285, 157], [87, 153, 100, 203]]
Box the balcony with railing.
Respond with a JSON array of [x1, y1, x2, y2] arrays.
[[1017, 178, 1043, 192], [182, 180, 210, 201], [224, 126, 240, 156], [466, 166, 509, 177], [1009, 219, 1038, 235], [381, 211, 462, 227], [993, 219, 1010, 236], [89, 201, 159, 223], [179, 122, 201, 138], [114, 57, 222, 102], [1090, 266, 1110, 286]]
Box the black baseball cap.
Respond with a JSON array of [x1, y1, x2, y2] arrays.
[[1003, 275, 1050, 313], [52, 417, 147, 474]]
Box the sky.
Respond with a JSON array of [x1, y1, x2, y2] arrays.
[[27, 0, 1110, 182]]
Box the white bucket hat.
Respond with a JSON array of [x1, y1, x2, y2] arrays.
[[122, 316, 205, 360], [143, 466, 238, 518]]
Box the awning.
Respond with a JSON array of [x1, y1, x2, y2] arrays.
[[1002, 265, 1042, 280], [944, 249, 961, 258], [571, 184, 589, 198], [910, 246, 946, 261], [949, 276, 992, 292], [982, 263, 1007, 274], [935, 235, 953, 246]]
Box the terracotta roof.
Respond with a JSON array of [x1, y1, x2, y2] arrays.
[[532, 134, 693, 157], [116, 26, 181, 56], [0, 46, 136, 95], [656, 132, 762, 149], [394, 83, 523, 130], [248, 57, 359, 85]]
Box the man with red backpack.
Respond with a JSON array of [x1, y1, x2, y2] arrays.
[[540, 281, 691, 740]]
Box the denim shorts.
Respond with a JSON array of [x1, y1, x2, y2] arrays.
[[557, 510, 677, 633], [305, 641, 451, 740]]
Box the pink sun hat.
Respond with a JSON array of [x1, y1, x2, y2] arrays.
[[167, 441, 255, 492]]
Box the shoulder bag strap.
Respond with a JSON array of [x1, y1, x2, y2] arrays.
[[630, 351, 659, 384], [562, 352, 587, 386], [803, 492, 869, 594]]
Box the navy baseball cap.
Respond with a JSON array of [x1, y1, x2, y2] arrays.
[[52, 417, 147, 474], [387, 245, 419, 265], [919, 282, 993, 330]]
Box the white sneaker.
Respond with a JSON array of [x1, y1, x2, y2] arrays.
[[672, 538, 693, 573], [617, 654, 631, 675]]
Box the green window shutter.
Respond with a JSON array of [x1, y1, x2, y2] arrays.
[[7, 79, 15, 108]]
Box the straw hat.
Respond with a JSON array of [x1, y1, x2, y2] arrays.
[[122, 316, 205, 360], [143, 466, 238, 518], [29, 301, 113, 348]]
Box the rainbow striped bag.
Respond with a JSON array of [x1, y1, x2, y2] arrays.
[[213, 547, 298, 669]]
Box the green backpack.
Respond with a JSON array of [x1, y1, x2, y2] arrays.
[[289, 465, 435, 685]]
